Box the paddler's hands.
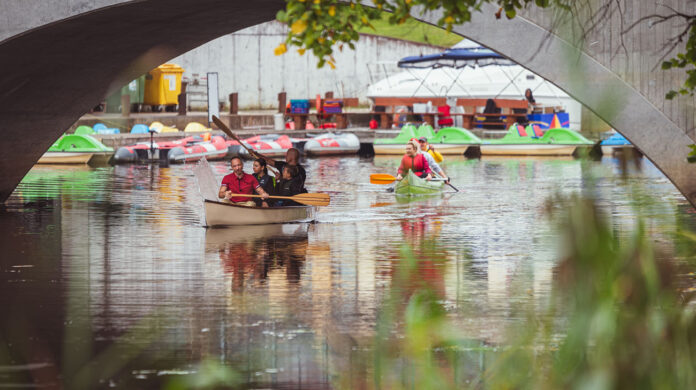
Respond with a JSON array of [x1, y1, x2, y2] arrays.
[[224, 190, 233, 199], [426, 173, 433, 181], [396, 174, 403, 180]]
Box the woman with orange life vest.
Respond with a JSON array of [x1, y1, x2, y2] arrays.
[[395, 140, 433, 181]]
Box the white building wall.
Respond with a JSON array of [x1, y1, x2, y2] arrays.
[[170, 21, 444, 109]]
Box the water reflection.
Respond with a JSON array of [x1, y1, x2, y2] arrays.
[[1, 155, 693, 388], [207, 225, 309, 291]]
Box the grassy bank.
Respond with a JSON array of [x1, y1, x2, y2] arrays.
[[358, 14, 462, 48]]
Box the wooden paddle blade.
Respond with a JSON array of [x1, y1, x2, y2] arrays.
[[213, 116, 241, 142], [212, 115, 259, 157], [370, 173, 397, 185], [292, 193, 330, 207]]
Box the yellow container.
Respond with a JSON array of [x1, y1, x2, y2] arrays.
[[144, 63, 184, 106]]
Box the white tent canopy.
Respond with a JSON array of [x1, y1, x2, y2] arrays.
[[366, 39, 582, 130]]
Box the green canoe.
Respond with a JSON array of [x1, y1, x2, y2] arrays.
[[395, 170, 444, 196]]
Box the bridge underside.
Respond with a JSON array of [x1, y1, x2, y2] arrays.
[[1, 1, 694, 204], [0, 0, 283, 202]]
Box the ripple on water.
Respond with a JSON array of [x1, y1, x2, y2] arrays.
[[0, 155, 692, 387]]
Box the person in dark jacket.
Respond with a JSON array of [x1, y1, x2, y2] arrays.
[[252, 158, 275, 207], [250, 147, 307, 193], [273, 165, 303, 206]]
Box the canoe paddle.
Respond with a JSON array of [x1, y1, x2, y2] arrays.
[[224, 192, 330, 207], [370, 173, 402, 185], [212, 115, 255, 155], [369, 173, 458, 192], [212, 115, 280, 174], [370, 173, 448, 184]]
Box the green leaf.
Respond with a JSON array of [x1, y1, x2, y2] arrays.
[[666, 90, 678, 100]]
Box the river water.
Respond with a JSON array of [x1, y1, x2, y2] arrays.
[[0, 155, 692, 388]]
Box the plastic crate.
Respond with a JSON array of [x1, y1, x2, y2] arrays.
[[290, 99, 310, 114], [323, 100, 343, 113]]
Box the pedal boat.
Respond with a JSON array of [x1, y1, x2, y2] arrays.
[[374, 124, 480, 155], [38, 134, 113, 164], [480, 123, 593, 156]]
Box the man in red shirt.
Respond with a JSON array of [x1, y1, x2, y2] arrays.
[[218, 157, 270, 207]]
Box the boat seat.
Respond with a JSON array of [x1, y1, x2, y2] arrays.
[[130, 124, 150, 134], [532, 124, 544, 138], [517, 124, 528, 137]]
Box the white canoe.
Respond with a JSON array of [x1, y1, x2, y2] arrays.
[[373, 143, 470, 155], [479, 144, 578, 156], [204, 200, 315, 227], [37, 152, 94, 164]]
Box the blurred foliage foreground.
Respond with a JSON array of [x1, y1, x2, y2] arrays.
[[357, 195, 696, 390]]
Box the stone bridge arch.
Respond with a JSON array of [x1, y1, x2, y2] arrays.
[[0, 1, 694, 204]]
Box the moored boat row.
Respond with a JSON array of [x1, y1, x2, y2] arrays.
[[112, 134, 228, 163], [373, 120, 594, 157]]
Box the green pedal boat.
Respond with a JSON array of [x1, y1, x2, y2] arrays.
[[395, 170, 445, 196], [38, 134, 114, 164]]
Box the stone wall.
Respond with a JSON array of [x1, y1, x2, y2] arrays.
[[170, 21, 444, 109]]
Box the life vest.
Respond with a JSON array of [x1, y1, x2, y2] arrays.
[[427, 147, 443, 163], [398, 153, 430, 175]]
